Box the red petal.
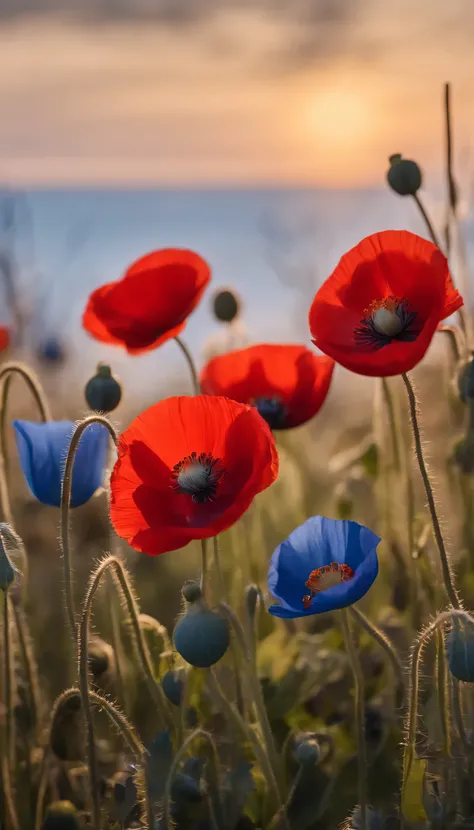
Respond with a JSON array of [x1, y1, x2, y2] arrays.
[[200, 344, 334, 428], [309, 230, 464, 377], [0, 328, 9, 351], [109, 395, 278, 555], [82, 248, 210, 354]]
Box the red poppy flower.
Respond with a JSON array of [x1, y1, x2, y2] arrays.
[[0, 327, 9, 352], [309, 230, 463, 377], [83, 249, 211, 354], [200, 344, 334, 429], [110, 395, 279, 555]]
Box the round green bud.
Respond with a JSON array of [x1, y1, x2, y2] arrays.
[[85, 363, 122, 413], [181, 581, 203, 603], [447, 621, 474, 682], [213, 289, 240, 322], [295, 738, 321, 766], [386, 154, 422, 196], [174, 606, 230, 667]]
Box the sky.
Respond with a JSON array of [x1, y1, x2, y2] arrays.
[[0, 0, 473, 187]]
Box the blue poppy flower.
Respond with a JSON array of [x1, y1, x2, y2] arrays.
[[268, 516, 380, 618], [13, 420, 109, 508]]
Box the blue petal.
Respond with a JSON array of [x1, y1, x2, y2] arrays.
[[267, 516, 380, 617], [13, 420, 109, 508]]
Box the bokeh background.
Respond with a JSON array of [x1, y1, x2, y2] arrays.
[[0, 0, 473, 700]]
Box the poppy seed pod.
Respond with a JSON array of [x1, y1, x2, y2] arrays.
[[174, 604, 230, 667], [447, 621, 474, 682], [85, 363, 122, 413], [41, 801, 81, 830], [213, 288, 240, 322], [295, 738, 321, 767], [386, 154, 422, 196], [161, 670, 184, 706]]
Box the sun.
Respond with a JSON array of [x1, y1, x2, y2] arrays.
[[306, 83, 374, 153]]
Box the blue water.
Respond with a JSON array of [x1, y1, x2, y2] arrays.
[[1, 186, 464, 396]]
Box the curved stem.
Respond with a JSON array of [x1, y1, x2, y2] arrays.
[[413, 193, 442, 250], [84, 556, 169, 726], [350, 605, 405, 705], [162, 728, 221, 830], [34, 751, 51, 830], [340, 608, 367, 830], [402, 372, 460, 608], [60, 415, 117, 638], [11, 601, 41, 741], [175, 335, 200, 395], [403, 609, 474, 805]]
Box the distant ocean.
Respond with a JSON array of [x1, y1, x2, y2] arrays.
[[1, 186, 469, 400]]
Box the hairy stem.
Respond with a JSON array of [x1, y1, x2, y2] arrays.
[[402, 372, 460, 608], [175, 335, 200, 395], [11, 601, 42, 741], [162, 728, 222, 830], [60, 415, 117, 639], [413, 193, 442, 250]]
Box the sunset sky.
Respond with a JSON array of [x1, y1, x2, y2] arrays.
[[1, 0, 473, 187]]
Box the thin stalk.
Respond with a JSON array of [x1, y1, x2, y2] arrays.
[[11, 601, 41, 741], [402, 372, 460, 608], [3, 592, 15, 771], [78, 572, 104, 829], [34, 751, 51, 830], [60, 415, 117, 638], [162, 729, 223, 830], [340, 609, 367, 830], [403, 609, 474, 809], [435, 629, 452, 811], [200, 538, 209, 602], [413, 193, 442, 250], [84, 556, 169, 726], [1, 755, 19, 830], [175, 335, 200, 395], [350, 605, 405, 706], [207, 670, 286, 822], [217, 602, 285, 798], [106, 572, 128, 713]]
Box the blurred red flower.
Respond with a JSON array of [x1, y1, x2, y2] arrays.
[[0, 328, 9, 352], [82, 249, 210, 354], [110, 395, 278, 555], [200, 344, 334, 429], [309, 230, 463, 377]]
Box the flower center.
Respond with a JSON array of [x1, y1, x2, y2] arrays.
[[170, 452, 225, 504], [302, 562, 354, 609], [252, 397, 287, 429], [354, 296, 420, 350]]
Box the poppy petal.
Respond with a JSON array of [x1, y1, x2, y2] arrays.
[[110, 395, 278, 555], [200, 344, 334, 429], [13, 420, 109, 508], [309, 230, 463, 377], [83, 248, 210, 354]]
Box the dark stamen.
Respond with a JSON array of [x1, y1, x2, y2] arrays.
[[253, 397, 287, 429], [354, 300, 421, 350], [170, 451, 225, 504]]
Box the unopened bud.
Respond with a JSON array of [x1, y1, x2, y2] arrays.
[[386, 154, 422, 197], [85, 363, 122, 413], [213, 289, 240, 323], [174, 605, 229, 668]]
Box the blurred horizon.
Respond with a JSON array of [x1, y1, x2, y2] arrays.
[[1, 0, 473, 187]]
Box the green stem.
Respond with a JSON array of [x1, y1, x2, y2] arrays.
[[106, 572, 128, 714], [0, 363, 51, 527], [402, 372, 460, 608], [60, 415, 117, 639], [162, 729, 223, 830], [350, 606, 405, 706], [413, 193, 442, 250], [340, 608, 367, 830], [402, 609, 474, 808], [3, 592, 15, 772], [175, 335, 200, 395], [78, 582, 103, 830], [435, 628, 452, 811], [200, 538, 209, 602], [217, 602, 285, 799], [11, 601, 41, 741], [84, 556, 170, 726], [207, 670, 285, 820]]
